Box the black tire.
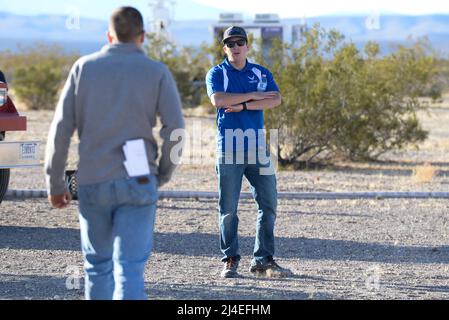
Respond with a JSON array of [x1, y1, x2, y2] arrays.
[[0, 168, 10, 204], [0, 131, 9, 203], [65, 170, 78, 200]]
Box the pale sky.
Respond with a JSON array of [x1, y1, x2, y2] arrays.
[[194, 0, 449, 17], [0, 0, 448, 21]]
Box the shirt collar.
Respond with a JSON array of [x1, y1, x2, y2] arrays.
[[101, 43, 144, 54], [223, 58, 251, 72]]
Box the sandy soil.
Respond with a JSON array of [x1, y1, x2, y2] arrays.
[[1, 106, 449, 300]]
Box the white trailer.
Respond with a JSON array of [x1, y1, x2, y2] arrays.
[[0, 79, 40, 203]]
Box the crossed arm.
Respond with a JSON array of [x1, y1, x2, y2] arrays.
[[210, 91, 282, 112]]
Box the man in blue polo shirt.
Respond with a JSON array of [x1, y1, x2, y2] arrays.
[[206, 26, 291, 278]]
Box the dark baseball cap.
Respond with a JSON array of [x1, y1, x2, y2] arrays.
[[222, 26, 248, 43]]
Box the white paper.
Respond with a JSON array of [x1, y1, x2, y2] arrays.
[[122, 139, 150, 177]]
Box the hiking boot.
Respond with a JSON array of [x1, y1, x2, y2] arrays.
[[220, 257, 239, 278], [249, 259, 292, 278]]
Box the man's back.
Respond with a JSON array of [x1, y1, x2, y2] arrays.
[[46, 43, 184, 191], [45, 6, 185, 300]]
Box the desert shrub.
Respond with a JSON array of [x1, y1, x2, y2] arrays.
[[145, 33, 212, 108], [0, 43, 78, 110], [255, 25, 439, 162], [433, 58, 449, 97]]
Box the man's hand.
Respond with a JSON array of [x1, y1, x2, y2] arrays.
[[225, 104, 244, 113], [251, 91, 279, 101], [49, 192, 72, 209]]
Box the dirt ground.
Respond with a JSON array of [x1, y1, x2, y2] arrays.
[[1, 103, 449, 300]]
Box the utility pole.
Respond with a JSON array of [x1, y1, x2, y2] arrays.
[[148, 0, 175, 40]]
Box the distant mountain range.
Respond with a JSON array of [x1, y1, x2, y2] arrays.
[[0, 11, 448, 56]]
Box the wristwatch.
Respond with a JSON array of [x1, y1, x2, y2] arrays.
[[242, 101, 247, 110]]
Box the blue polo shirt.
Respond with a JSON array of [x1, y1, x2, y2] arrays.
[[205, 58, 279, 153]]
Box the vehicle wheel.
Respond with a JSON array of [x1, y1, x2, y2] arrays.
[[0, 168, 10, 203], [0, 131, 10, 203], [65, 170, 78, 200]]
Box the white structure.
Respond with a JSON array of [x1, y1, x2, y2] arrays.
[[148, 0, 175, 39], [212, 13, 283, 42]]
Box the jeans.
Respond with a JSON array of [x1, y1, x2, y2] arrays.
[[77, 175, 158, 300], [216, 151, 277, 266]]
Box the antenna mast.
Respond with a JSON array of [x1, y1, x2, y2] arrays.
[[148, 0, 176, 39]]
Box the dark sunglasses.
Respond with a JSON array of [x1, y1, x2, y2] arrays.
[[225, 39, 246, 48]]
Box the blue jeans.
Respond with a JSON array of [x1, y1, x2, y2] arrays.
[[77, 175, 158, 300], [216, 152, 277, 266]]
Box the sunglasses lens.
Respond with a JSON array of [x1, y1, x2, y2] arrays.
[[226, 40, 246, 48]]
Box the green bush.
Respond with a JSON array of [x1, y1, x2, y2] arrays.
[[0, 43, 78, 110], [433, 58, 449, 98], [145, 33, 212, 108], [256, 25, 439, 162], [13, 62, 64, 110], [145, 26, 440, 162], [144, 32, 258, 109]]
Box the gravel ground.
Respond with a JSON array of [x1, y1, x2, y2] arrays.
[[1, 108, 449, 300], [1, 198, 449, 300]]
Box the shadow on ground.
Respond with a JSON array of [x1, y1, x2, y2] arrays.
[[1, 226, 448, 264], [0, 273, 83, 300], [148, 282, 315, 300], [0, 273, 320, 300]]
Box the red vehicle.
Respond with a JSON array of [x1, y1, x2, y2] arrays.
[[0, 71, 39, 203]]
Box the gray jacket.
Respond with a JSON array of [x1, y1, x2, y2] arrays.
[[45, 43, 185, 195]]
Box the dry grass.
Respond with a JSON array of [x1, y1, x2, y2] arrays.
[[412, 163, 437, 183], [438, 138, 449, 151]]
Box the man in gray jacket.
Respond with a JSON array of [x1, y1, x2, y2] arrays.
[[45, 7, 185, 300]]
